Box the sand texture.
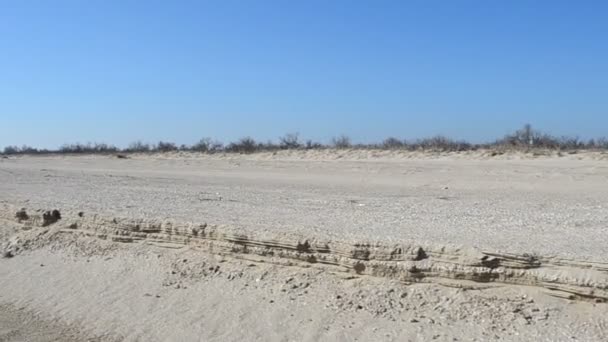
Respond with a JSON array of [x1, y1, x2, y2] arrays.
[[1, 151, 607, 341]]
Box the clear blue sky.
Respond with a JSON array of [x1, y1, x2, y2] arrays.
[[1, 0, 607, 148]]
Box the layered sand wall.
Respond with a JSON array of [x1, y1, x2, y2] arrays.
[[3, 204, 606, 302]]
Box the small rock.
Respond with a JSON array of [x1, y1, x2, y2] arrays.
[[42, 210, 61, 226], [410, 318, 419, 323], [15, 209, 28, 221], [2, 250, 13, 258]]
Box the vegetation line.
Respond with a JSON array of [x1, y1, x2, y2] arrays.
[[2, 125, 608, 155]]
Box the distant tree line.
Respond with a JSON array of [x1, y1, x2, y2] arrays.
[[3, 125, 608, 155]]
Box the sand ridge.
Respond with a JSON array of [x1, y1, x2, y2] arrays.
[[2, 205, 607, 302]]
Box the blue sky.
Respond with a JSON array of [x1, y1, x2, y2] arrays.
[[1, 0, 607, 148]]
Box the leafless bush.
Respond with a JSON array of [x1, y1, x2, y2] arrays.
[[497, 124, 591, 151], [588, 138, 608, 149], [59, 143, 118, 154], [155, 141, 178, 152], [3, 146, 21, 155], [209, 141, 224, 153], [332, 135, 351, 149], [4, 126, 608, 156], [93, 143, 118, 153], [262, 140, 282, 151], [305, 140, 324, 149], [21, 145, 42, 154], [382, 137, 405, 149], [279, 133, 301, 149], [414, 136, 472, 151], [124, 141, 151, 153], [226, 137, 257, 153], [190, 138, 224, 153], [191, 138, 208, 152], [58, 143, 84, 153], [3, 145, 47, 155]]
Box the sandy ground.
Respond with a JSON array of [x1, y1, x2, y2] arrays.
[[1, 151, 608, 260], [1, 232, 607, 341], [0, 304, 86, 342], [1, 150, 608, 341]]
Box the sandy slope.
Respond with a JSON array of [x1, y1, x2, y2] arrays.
[[1, 151, 608, 341]]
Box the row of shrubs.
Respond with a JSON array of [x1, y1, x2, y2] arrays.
[[3, 126, 608, 155]]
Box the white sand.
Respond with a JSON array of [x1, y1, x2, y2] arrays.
[[1, 151, 607, 341], [1, 151, 607, 260]]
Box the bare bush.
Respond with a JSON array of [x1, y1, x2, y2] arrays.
[[59, 143, 118, 154], [414, 136, 472, 151], [208, 141, 224, 153], [124, 141, 151, 153], [3, 145, 46, 155], [497, 125, 592, 151], [191, 138, 210, 152], [3, 126, 608, 156], [305, 140, 324, 149], [92, 143, 118, 153], [21, 145, 41, 154], [499, 124, 537, 148], [3, 146, 21, 155], [155, 141, 178, 152], [262, 140, 281, 151], [181, 138, 223, 153], [279, 133, 301, 149], [382, 137, 405, 149], [58, 143, 84, 153], [332, 135, 351, 149], [226, 137, 257, 154], [589, 138, 608, 149]]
